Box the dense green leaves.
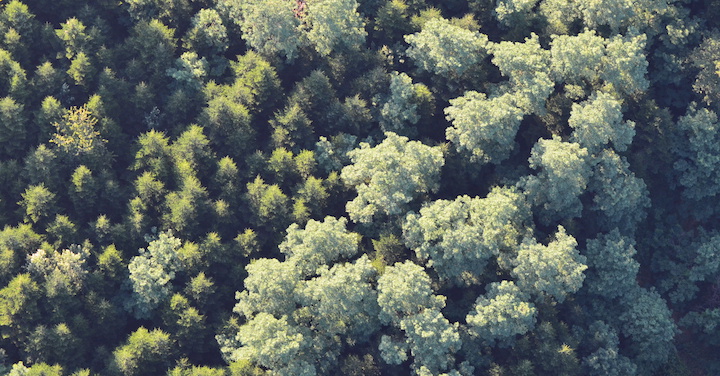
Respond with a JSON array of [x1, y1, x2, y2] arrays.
[[125, 231, 183, 319], [341, 132, 444, 223], [280, 216, 360, 277], [512, 226, 587, 302], [403, 187, 531, 285], [233, 0, 303, 62], [466, 280, 536, 345], [569, 92, 635, 152], [0, 0, 717, 374], [445, 91, 524, 164], [523, 137, 591, 224], [405, 17, 488, 77], [306, 0, 366, 56]]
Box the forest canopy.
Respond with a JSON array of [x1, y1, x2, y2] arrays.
[[0, 0, 720, 375]]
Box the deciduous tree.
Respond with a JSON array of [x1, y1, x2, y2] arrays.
[[512, 226, 587, 302], [341, 132, 444, 223], [404, 17, 488, 77], [402, 187, 531, 285]]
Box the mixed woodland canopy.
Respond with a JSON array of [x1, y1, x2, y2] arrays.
[[1, 0, 720, 375]]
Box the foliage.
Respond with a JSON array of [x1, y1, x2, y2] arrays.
[[444, 91, 524, 164], [587, 150, 650, 233], [295, 255, 380, 342], [50, 105, 106, 157], [523, 137, 592, 224], [233, 0, 303, 62], [341, 132, 444, 223], [403, 187, 531, 285], [109, 327, 175, 376], [377, 260, 445, 325], [306, 0, 367, 56], [404, 17, 488, 77], [0, 0, 718, 373], [672, 105, 720, 201], [582, 230, 640, 300], [279, 216, 360, 277], [466, 280, 536, 346], [568, 91, 635, 153], [512, 226, 587, 302], [125, 231, 183, 319]]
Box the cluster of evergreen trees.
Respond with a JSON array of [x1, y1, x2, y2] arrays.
[[1, 0, 720, 374]]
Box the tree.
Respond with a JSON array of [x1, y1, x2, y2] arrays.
[[125, 0, 192, 27], [306, 0, 367, 56], [373, 0, 413, 44], [0, 273, 40, 341], [162, 177, 211, 239], [549, 29, 606, 85], [577, 0, 636, 32], [377, 260, 445, 325], [223, 313, 316, 376], [494, 0, 539, 29], [549, 30, 649, 96], [487, 33, 554, 114], [27, 246, 88, 299], [168, 365, 226, 376], [399, 308, 461, 374], [404, 17, 488, 77], [245, 176, 291, 232], [270, 103, 314, 152], [402, 187, 531, 286], [0, 96, 27, 157], [0, 48, 27, 100], [581, 321, 637, 376], [225, 51, 282, 115], [587, 150, 650, 233], [576, 0, 669, 34], [50, 105, 107, 158], [489, 33, 550, 86], [444, 91, 524, 164], [466, 280, 536, 346], [163, 294, 207, 357], [582, 230, 639, 300], [69, 165, 98, 221], [672, 105, 720, 201], [55, 17, 91, 60], [341, 132, 444, 223], [0, 224, 43, 286], [183, 9, 228, 74], [522, 136, 591, 224], [233, 0, 304, 62], [568, 91, 635, 153], [121, 19, 176, 86], [8, 362, 63, 376], [379, 72, 421, 136], [691, 32, 720, 110], [19, 184, 56, 225], [280, 216, 360, 277], [171, 125, 215, 180], [132, 130, 173, 183], [618, 287, 676, 374], [109, 327, 175, 376], [0, 0, 39, 66], [68, 51, 95, 86], [167, 52, 209, 92], [234, 258, 300, 319], [512, 226, 587, 302], [600, 33, 649, 97], [131, 171, 166, 227], [295, 256, 380, 343], [125, 231, 183, 319], [33, 96, 63, 144]]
